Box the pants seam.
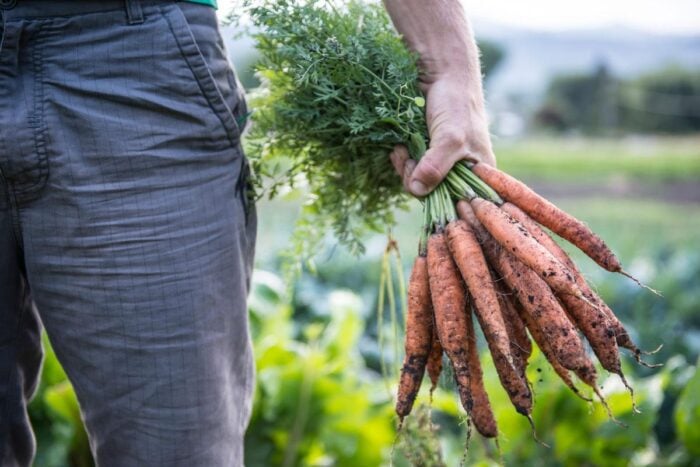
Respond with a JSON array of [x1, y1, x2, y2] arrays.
[[14, 22, 50, 205]]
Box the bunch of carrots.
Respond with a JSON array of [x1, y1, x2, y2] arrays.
[[396, 161, 660, 439]]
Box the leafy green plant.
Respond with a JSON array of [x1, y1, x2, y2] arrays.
[[674, 358, 700, 458], [242, 0, 422, 258], [245, 270, 396, 466], [28, 334, 92, 467], [241, 0, 501, 266]]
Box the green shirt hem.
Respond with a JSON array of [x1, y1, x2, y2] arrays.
[[184, 0, 218, 9]]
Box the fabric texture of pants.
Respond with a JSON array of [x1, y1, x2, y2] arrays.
[[0, 0, 257, 465]]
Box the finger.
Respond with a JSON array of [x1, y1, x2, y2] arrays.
[[389, 145, 410, 177], [408, 145, 463, 197]]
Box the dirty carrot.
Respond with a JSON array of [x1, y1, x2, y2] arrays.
[[446, 218, 532, 416], [498, 204, 621, 373], [396, 255, 435, 420], [465, 301, 498, 438], [427, 231, 472, 413], [515, 298, 591, 401], [501, 202, 658, 367]]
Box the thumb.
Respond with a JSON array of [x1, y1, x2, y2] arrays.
[[408, 143, 463, 197]]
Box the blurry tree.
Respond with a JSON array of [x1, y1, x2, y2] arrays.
[[619, 66, 700, 133], [535, 65, 700, 134], [534, 63, 618, 134]]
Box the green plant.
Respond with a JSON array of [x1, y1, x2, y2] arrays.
[[241, 0, 501, 265], [245, 270, 396, 466]]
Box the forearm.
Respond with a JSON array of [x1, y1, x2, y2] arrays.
[[384, 0, 491, 154], [383, 0, 482, 85]]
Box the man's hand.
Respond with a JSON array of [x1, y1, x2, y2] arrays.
[[384, 0, 496, 197]]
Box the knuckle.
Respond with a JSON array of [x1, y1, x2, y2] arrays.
[[436, 127, 468, 151]]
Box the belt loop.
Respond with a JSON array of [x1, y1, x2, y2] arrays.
[[125, 0, 144, 25]]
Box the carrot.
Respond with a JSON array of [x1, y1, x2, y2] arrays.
[[470, 198, 585, 302], [465, 302, 498, 438], [471, 162, 620, 271], [396, 255, 435, 419], [426, 327, 443, 394], [445, 219, 532, 416], [516, 296, 591, 402], [501, 202, 658, 367], [446, 220, 514, 369], [427, 232, 472, 413], [472, 163, 662, 295], [457, 201, 590, 375]]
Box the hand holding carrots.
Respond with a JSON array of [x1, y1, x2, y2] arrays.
[[389, 82, 496, 197]]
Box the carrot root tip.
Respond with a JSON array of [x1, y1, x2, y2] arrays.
[[618, 373, 641, 414], [572, 386, 594, 403], [526, 414, 550, 448], [459, 417, 473, 467], [593, 387, 628, 428], [494, 437, 505, 466], [634, 356, 664, 369], [619, 270, 662, 297], [631, 344, 663, 368], [641, 344, 664, 356]]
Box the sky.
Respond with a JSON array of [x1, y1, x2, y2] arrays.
[[218, 0, 700, 35]]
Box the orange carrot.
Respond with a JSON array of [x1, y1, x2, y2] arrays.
[[427, 232, 472, 413], [471, 163, 620, 272], [396, 255, 435, 419], [446, 219, 531, 415], [465, 302, 498, 438], [470, 198, 584, 301], [516, 299, 590, 401]]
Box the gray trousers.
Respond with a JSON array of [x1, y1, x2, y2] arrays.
[[0, 1, 257, 465]]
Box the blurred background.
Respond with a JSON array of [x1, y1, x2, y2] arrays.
[[29, 1, 699, 466]]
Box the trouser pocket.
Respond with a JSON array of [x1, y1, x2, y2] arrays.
[[162, 2, 247, 146]]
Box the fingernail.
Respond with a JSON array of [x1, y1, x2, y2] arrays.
[[410, 179, 429, 196]]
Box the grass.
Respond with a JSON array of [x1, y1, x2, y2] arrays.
[[494, 135, 700, 182]]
